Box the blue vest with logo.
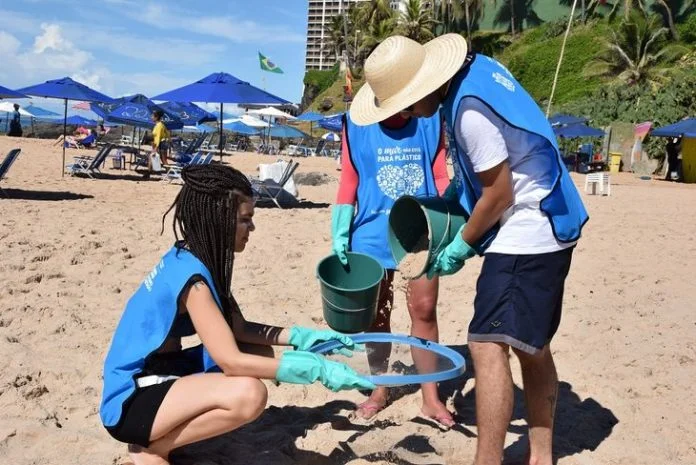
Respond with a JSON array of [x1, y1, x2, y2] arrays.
[[100, 246, 222, 428], [442, 54, 588, 250], [345, 113, 441, 269]]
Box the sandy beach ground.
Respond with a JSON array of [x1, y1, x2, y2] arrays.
[[0, 136, 695, 465]]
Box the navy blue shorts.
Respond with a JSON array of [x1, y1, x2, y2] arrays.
[[469, 247, 574, 354]]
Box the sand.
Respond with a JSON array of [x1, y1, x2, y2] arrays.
[[399, 236, 431, 280], [1, 136, 696, 465]]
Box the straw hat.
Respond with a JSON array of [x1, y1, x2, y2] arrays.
[[350, 34, 468, 126]]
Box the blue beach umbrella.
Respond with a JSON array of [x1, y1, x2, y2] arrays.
[[549, 113, 588, 127], [24, 104, 61, 119], [183, 124, 216, 133], [318, 113, 344, 132], [296, 111, 324, 136], [223, 120, 260, 135], [296, 111, 325, 122], [17, 77, 113, 176], [152, 72, 289, 159], [65, 115, 98, 126], [269, 124, 307, 139], [159, 101, 217, 125], [103, 94, 183, 130], [651, 118, 696, 138], [0, 85, 27, 99], [554, 123, 605, 138]]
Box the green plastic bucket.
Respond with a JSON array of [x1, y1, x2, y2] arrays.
[[388, 195, 468, 278], [316, 252, 384, 333]]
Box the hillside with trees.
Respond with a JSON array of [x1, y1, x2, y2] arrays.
[[303, 0, 696, 158]]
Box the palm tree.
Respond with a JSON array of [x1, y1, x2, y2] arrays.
[[324, 14, 346, 64], [432, 0, 486, 38], [357, 0, 395, 25], [398, 0, 437, 43], [649, 0, 696, 39], [608, 0, 648, 21], [360, 18, 398, 58], [493, 0, 543, 34], [584, 11, 689, 85]]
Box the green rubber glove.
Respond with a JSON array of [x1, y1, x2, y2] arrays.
[[427, 225, 476, 278], [289, 326, 355, 352], [276, 351, 376, 392], [331, 204, 354, 266]]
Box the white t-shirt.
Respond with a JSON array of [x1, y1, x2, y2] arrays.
[[454, 97, 576, 255]]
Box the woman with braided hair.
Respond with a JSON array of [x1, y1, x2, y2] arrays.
[[100, 164, 373, 465]]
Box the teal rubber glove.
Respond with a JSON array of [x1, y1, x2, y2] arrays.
[[276, 351, 376, 392], [289, 326, 355, 352], [427, 225, 476, 278], [331, 204, 354, 266]]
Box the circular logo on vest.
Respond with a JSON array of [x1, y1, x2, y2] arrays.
[[376, 163, 425, 200]]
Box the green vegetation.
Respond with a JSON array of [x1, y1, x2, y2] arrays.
[[302, 0, 696, 160], [498, 20, 611, 106], [303, 63, 340, 98]]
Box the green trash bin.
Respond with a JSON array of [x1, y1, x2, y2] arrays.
[[388, 195, 468, 278], [316, 252, 384, 333]]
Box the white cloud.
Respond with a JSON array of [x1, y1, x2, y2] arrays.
[[122, 4, 305, 44], [80, 30, 226, 67]]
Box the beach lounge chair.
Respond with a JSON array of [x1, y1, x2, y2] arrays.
[[162, 152, 203, 183], [66, 144, 115, 178], [252, 160, 300, 208], [172, 133, 206, 162], [0, 149, 22, 198], [65, 132, 97, 149]]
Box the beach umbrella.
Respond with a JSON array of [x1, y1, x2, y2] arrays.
[[548, 113, 588, 127], [0, 102, 34, 132], [0, 85, 27, 99], [318, 113, 344, 132], [152, 72, 289, 159], [322, 132, 340, 142], [17, 77, 113, 176], [182, 124, 216, 133], [223, 114, 270, 128], [651, 118, 696, 138], [64, 115, 98, 126], [223, 120, 260, 135], [0, 102, 34, 116], [24, 104, 61, 119], [295, 111, 324, 136], [554, 123, 605, 138], [249, 106, 296, 120], [103, 94, 183, 130], [296, 111, 324, 122], [159, 101, 217, 125], [72, 101, 91, 111], [268, 124, 308, 139]]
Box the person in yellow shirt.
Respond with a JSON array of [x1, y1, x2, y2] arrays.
[[152, 109, 170, 166]]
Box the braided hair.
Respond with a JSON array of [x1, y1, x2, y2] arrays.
[[163, 164, 253, 321]]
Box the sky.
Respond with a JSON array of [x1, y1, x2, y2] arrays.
[[0, 0, 308, 115]]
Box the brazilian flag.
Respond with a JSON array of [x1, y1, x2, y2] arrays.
[[259, 52, 284, 74]]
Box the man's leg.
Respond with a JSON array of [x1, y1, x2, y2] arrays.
[[513, 345, 557, 465], [469, 341, 514, 465]]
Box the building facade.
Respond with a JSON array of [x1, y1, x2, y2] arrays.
[[305, 0, 408, 71]]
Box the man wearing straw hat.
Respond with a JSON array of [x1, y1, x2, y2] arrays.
[[351, 34, 588, 465]]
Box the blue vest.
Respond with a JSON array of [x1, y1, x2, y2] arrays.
[[345, 113, 441, 269], [100, 246, 222, 428], [442, 54, 589, 250]]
